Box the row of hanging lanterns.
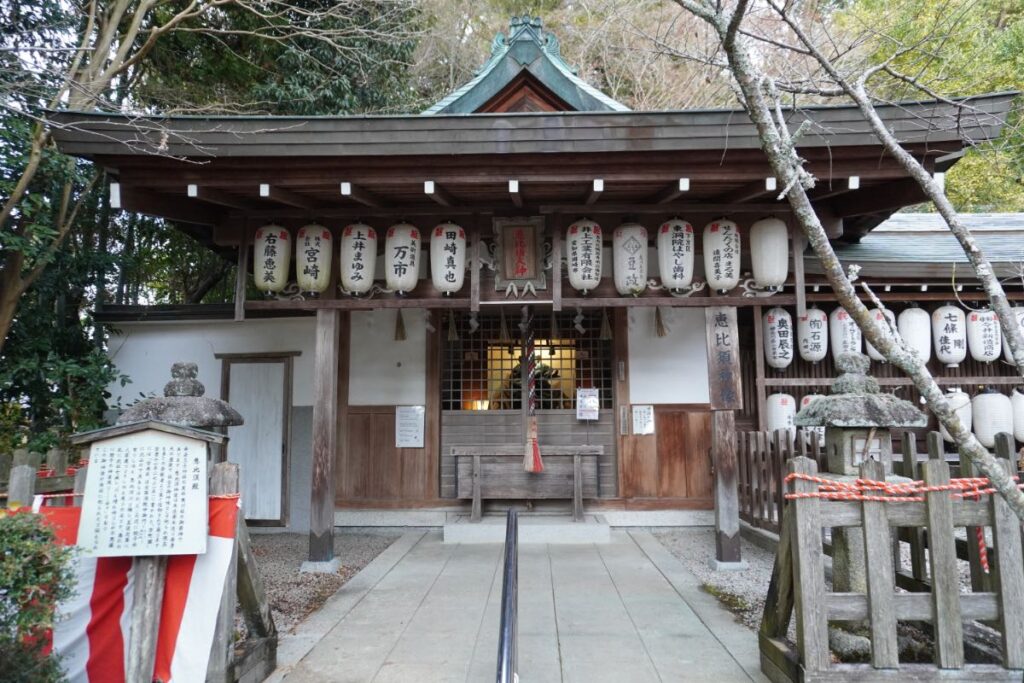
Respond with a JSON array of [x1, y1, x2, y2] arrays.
[[568, 216, 789, 296], [253, 222, 467, 296], [762, 304, 1021, 369]]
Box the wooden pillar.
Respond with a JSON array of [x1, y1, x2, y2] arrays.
[[705, 306, 743, 565], [309, 309, 341, 564]]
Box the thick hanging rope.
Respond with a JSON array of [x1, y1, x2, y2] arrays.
[[523, 307, 544, 473], [784, 473, 1024, 573]]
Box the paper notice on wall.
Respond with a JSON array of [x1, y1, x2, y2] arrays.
[[576, 388, 600, 421], [396, 405, 425, 448], [632, 405, 655, 435], [78, 431, 208, 557]]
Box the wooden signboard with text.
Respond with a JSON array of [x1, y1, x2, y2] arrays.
[[704, 306, 743, 411]]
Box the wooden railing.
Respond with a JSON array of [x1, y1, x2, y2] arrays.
[[760, 449, 1024, 682], [737, 428, 824, 534]]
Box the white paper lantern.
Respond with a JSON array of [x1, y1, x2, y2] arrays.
[[657, 218, 695, 291], [253, 225, 291, 293], [932, 304, 967, 368], [612, 222, 648, 296], [566, 219, 603, 293], [295, 224, 332, 293], [749, 217, 789, 288], [339, 223, 377, 294], [430, 222, 466, 294], [763, 307, 795, 370], [967, 308, 1001, 363], [897, 306, 931, 364], [940, 389, 973, 443], [972, 390, 1013, 449], [1011, 388, 1024, 443], [829, 307, 862, 358], [385, 223, 420, 294], [1002, 307, 1024, 363], [702, 218, 741, 291], [766, 393, 797, 437], [866, 308, 896, 362], [797, 307, 828, 363]]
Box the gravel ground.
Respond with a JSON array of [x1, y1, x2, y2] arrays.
[[242, 530, 401, 634]]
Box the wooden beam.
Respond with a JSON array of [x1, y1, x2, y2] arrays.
[[309, 309, 341, 564], [539, 202, 790, 215], [792, 229, 807, 318], [719, 177, 777, 204], [509, 179, 522, 207], [339, 182, 383, 208], [117, 185, 224, 225], [585, 178, 603, 205], [830, 178, 926, 218], [234, 222, 251, 321], [652, 177, 690, 204], [424, 180, 455, 207], [259, 183, 318, 210], [187, 184, 255, 211], [712, 410, 741, 564], [470, 215, 482, 312], [551, 214, 563, 311]]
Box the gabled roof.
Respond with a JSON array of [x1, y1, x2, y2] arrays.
[[421, 16, 629, 115]]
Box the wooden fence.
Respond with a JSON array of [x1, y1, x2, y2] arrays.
[[760, 448, 1024, 682], [738, 429, 825, 534], [2, 456, 276, 683]]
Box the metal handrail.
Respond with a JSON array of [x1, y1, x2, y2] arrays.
[[496, 509, 519, 683]]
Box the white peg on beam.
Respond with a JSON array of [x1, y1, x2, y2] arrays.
[[654, 177, 690, 204], [424, 180, 454, 207], [765, 177, 778, 192], [586, 178, 604, 205], [109, 182, 121, 209], [848, 176, 861, 190], [509, 179, 522, 207]]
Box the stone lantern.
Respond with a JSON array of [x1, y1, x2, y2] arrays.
[[118, 362, 243, 460], [794, 352, 926, 595]]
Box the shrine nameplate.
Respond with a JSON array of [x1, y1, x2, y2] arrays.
[[78, 430, 209, 557], [705, 306, 743, 411]]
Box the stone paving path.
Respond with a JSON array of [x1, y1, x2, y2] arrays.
[[270, 529, 767, 683]]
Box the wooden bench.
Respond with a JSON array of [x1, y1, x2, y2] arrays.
[[453, 445, 601, 522]]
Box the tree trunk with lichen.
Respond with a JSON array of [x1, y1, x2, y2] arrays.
[[668, 0, 1024, 521]]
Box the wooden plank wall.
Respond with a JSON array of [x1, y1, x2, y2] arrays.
[[440, 409, 616, 499]]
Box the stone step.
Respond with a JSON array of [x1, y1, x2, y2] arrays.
[[443, 513, 610, 544]]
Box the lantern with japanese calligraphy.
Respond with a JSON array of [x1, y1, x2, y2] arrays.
[[749, 217, 789, 288], [939, 388, 972, 443], [612, 222, 648, 296], [656, 218, 695, 292], [797, 307, 828, 363], [932, 304, 966, 368], [829, 306, 861, 357], [430, 222, 466, 295], [967, 308, 1001, 363], [1002, 307, 1024, 363], [702, 218, 741, 291], [296, 224, 331, 293], [339, 223, 377, 295], [865, 308, 896, 362], [253, 225, 291, 293], [385, 223, 420, 294], [1012, 387, 1024, 442], [763, 307, 794, 370], [566, 219, 603, 294], [766, 393, 796, 436], [972, 388, 1013, 449], [897, 305, 931, 364]]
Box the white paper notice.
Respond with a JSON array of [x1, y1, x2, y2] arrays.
[[395, 405, 425, 448], [576, 388, 600, 421], [632, 405, 655, 435], [78, 430, 208, 557]]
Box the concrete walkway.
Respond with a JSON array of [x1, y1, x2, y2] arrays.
[[270, 529, 767, 683]]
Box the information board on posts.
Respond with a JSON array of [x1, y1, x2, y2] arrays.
[[78, 431, 208, 557]]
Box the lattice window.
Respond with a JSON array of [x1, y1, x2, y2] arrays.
[[442, 310, 613, 411]]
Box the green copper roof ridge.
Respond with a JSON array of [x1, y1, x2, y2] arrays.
[[421, 16, 629, 115]]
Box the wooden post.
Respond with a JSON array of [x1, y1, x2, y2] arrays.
[[990, 443, 1024, 669], [126, 556, 168, 682], [958, 446, 992, 592], [6, 464, 34, 509], [712, 411, 741, 563], [572, 452, 583, 522], [309, 309, 341, 564], [234, 221, 251, 322], [860, 459, 898, 669], [472, 454, 482, 522], [923, 458, 964, 668], [207, 462, 240, 682], [788, 456, 829, 674], [901, 432, 927, 582], [551, 214, 563, 312]]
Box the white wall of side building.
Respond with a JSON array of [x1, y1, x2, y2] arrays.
[[627, 307, 710, 404]]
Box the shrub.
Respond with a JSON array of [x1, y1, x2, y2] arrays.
[[0, 511, 75, 683]]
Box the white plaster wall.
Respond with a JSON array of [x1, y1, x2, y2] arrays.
[[627, 307, 710, 404], [348, 309, 426, 405], [106, 318, 317, 407]]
